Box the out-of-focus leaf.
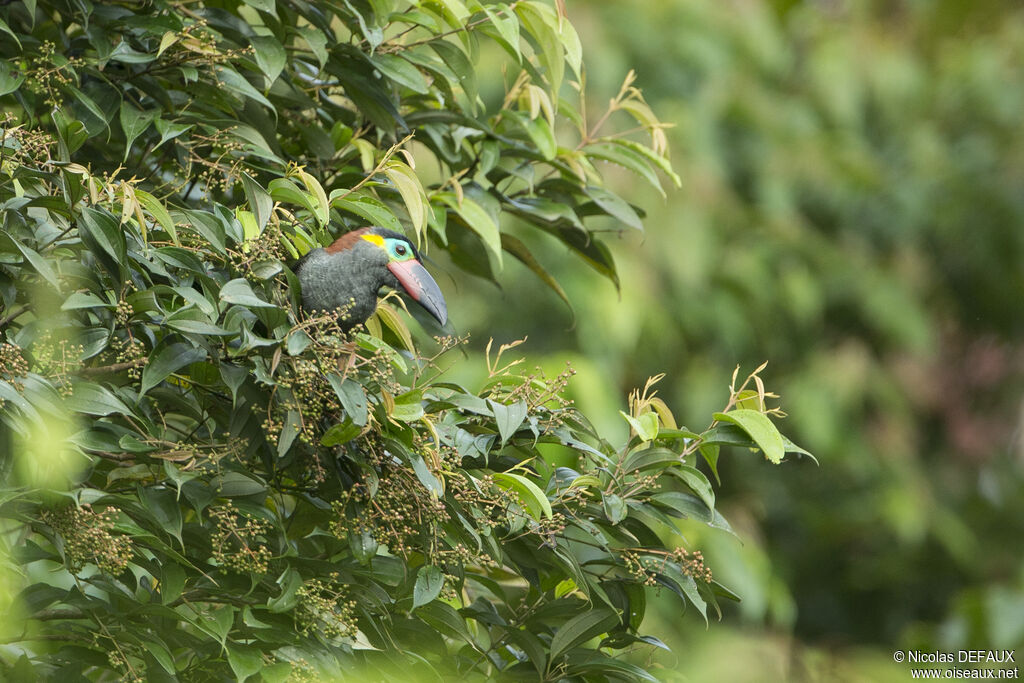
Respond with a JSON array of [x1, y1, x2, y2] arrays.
[[500, 233, 573, 314]]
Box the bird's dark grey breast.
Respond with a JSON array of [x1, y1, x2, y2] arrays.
[[294, 244, 387, 326]]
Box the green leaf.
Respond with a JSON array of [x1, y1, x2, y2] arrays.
[[277, 409, 301, 456], [382, 161, 428, 235], [482, 3, 521, 59], [621, 411, 658, 441], [373, 302, 415, 351], [602, 492, 627, 524], [662, 562, 708, 624], [492, 472, 552, 519], [371, 53, 429, 94], [220, 278, 277, 309], [584, 141, 664, 194], [66, 381, 132, 416], [242, 0, 276, 11], [666, 465, 715, 512], [331, 192, 405, 233], [154, 118, 193, 148], [700, 444, 721, 484], [139, 486, 184, 545], [548, 607, 620, 662], [119, 105, 157, 161], [430, 39, 477, 109], [295, 25, 328, 66], [0, 60, 25, 96], [250, 34, 287, 82], [409, 452, 443, 494], [327, 375, 368, 426], [140, 638, 176, 675], [321, 420, 361, 446], [60, 291, 110, 311], [165, 316, 231, 336], [140, 342, 206, 396], [488, 399, 527, 446], [268, 568, 302, 612], [391, 389, 425, 422], [713, 409, 785, 464], [584, 185, 644, 231], [79, 207, 127, 272], [416, 601, 475, 645], [240, 173, 273, 231], [160, 564, 186, 605], [413, 565, 444, 608], [501, 233, 573, 314], [349, 529, 378, 564], [215, 66, 274, 111], [226, 642, 262, 682], [295, 170, 330, 228], [507, 110, 556, 159], [622, 447, 680, 474], [11, 241, 60, 290], [517, 1, 564, 98], [438, 194, 502, 268], [134, 189, 179, 245]]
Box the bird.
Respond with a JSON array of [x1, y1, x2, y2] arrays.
[[293, 226, 447, 330]]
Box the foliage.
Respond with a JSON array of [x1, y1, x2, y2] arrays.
[[462, 0, 1024, 669], [0, 0, 808, 680]]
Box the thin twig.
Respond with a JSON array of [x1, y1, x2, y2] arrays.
[[78, 358, 146, 376], [331, 133, 416, 202], [0, 303, 29, 329]]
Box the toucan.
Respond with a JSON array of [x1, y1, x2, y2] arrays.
[[294, 226, 448, 329]]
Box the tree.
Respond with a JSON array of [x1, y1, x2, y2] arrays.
[[0, 1, 808, 679]]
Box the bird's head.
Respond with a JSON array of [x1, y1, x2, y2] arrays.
[[317, 226, 448, 326]]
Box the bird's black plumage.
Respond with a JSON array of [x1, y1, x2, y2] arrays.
[[293, 226, 447, 329]]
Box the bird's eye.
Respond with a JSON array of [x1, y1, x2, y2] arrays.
[[395, 243, 407, 256]]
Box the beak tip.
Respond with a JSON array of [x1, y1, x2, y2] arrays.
[[388, 259, 449, 328]]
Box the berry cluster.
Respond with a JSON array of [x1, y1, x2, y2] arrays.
[[0, 112, 55, 169], [209, 503, 273, 575], [0, 342, 29, 391], [294, 573, 359, 640], [30, 331, 85, 394], [41, 504, 133, 575], [22, 42, 87, 108]]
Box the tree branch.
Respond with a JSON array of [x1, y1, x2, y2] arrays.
[[78, 358, 146, 376], [0, 303, 30, 329]]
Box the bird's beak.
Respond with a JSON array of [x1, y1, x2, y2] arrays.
[[387, 259, 448, 326]]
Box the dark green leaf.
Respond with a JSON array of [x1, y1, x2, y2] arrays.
[[140, 341, 206, 395], [548, 607, 620, 662]]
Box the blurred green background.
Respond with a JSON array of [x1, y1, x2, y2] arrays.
[[436, 1, 1024, 680]]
